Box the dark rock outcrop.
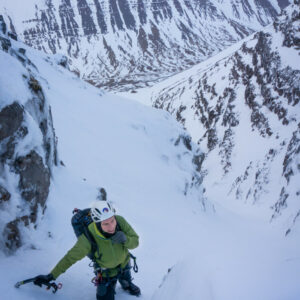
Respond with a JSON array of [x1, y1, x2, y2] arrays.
[[0, 21, 57, 252], [0, 185, 10, 203], [0, 102, 53, 253], [0, 102, 24, 141], [14, 151, 50, 219]]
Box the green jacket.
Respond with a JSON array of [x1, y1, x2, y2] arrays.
[[51, 215, 139, 279]]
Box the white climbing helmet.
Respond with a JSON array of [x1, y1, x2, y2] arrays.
[[90, 201, 115, 223]]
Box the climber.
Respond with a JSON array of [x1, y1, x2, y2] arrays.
[[33, 201, 140, 299]]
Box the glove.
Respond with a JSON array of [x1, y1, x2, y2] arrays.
[[33, 274, 54, 287], [111, 231, 127, 244]]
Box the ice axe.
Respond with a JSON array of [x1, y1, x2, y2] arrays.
[[15, 276, 62, 293]]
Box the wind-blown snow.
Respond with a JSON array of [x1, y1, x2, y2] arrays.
[[0, 32, 299, 300]]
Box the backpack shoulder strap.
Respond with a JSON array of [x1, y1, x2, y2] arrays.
[[72, 208, 100, 262], [83, 224, 100, 261]]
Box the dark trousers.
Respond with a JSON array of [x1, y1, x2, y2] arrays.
[[96, 264, 132, 300], [96, 278, 117, 300]]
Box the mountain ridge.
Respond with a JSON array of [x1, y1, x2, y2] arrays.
[[146, 1, 300, 234], [0, 0, 288, 91]]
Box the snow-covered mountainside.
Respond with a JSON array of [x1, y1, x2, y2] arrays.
[[136, 1, 300, 234], [0, 21, 58, 253], [0, 20, 205, 254], [0, 4, 299, 300], [0, 15, 299, 300], [0, 0, 288, 91]]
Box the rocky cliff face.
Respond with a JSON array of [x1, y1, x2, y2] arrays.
[[0, 0, 287, 91], [150, 1, 300, 234], [0, 18, 58, 252]]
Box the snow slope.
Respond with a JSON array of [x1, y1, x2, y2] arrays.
[[0, 30, 299, 300], [121, 2, 300, 235]]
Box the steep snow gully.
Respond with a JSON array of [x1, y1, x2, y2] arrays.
[[0, 3, 300, 300]]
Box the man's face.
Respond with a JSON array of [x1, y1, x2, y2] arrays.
[[101, 216, 117, 234]]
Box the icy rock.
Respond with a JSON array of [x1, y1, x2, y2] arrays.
[[2, 150, 50, 252], [0, 15, 6, 35], [0, 102, 24, 141], [14, 150, 50, 221], [0, 185, 10, 203]]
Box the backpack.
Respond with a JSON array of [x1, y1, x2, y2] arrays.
[[71, 208, 99, 261]]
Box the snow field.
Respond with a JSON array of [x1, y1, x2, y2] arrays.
[[0, 28, 299, 300]]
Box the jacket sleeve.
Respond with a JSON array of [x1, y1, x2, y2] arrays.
[[116, 215, 139, 250], [50, 234, 91, 279]]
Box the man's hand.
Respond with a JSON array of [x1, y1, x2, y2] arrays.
[[111, 231, 127, 244], [33, 274, 54, 287]]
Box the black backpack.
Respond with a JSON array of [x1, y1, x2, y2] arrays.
[[71, 208, 99, 261]]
